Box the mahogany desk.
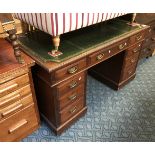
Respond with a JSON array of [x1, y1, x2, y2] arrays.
[[18, 19, 149, 134]]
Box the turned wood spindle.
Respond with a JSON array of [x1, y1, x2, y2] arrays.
[[52, 35, 60, 54], [130, 13, 137, 26], [48, 35, 62, 57], [8, 29, 24, 64]]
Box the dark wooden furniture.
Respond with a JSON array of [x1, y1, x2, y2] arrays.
[[19, 20, 149, 135], [0, 38, 40, 141], [135, 13, 155, 59]]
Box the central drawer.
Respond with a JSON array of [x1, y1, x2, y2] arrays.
[[88, 38, 129, 66]]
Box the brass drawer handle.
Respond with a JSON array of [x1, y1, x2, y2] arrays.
[[146, 38, 149, 42], [8, 119, 28, 134], [1, 103, 23, 118], [128, 70, 132, 75], [0, 83, 18, 94], [131, 59, 136, 63], [136, 35, 142, 41], [119, 42, 127, 50], [0, 94, 20, 108], [133, 48, 139, 53], [69, 81, 78, 89], [96, 53, 104, 60], [69, 106, 77, 114], [68, 66, 78, 74], [68, 94, 77, 101]]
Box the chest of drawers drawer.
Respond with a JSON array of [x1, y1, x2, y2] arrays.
[[0, 104, 38, 142], [56, 72, 85, 97], [58, 84, 85, 111], [54, 58, 87, 82], [0, 84, 31, 109], [0, 94, 33, 121], [0, 74, 29, 98], [59, 97, 84, 124], [88, 39, 129, 66]]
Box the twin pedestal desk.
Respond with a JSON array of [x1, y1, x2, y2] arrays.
[[19, 19, 149, 135]]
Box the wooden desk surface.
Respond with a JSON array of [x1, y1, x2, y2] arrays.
[[0, 39, 35, 75], [0, 38, 35, 84]]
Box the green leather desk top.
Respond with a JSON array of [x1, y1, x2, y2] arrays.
[[18, 19, 147, 63]]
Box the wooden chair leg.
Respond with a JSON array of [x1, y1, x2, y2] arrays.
[[131, 13, 137, 25], [48, 35, 63, 57], [52, 35, 60, 51], [8, 29, 24, 64], [127, 13, 137, 26]]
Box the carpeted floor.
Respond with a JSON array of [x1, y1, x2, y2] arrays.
[[22, 56, 155, 142]]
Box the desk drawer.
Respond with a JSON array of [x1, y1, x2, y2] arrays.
[[121, 65, 136, 81], [0, 84, 31, 109], [126, 42, 142, 57], [0, 94, 33, 120], [54, 58, 86, 82], [58, 84, 85, 110], [56, 72, 85, 97], [141, 47, 153, 58], [59, 98, 84, 124], [88, 39, 129, 66], [0, 74, 29, 97], [145, 27, 153, 37], [130, 31, 145, 44], [124, 52, 139, 68], [143, 37, 152, 47], [0, 104, 38, 142]]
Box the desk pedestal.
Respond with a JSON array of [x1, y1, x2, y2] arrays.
[[89, 49, 138, 90]]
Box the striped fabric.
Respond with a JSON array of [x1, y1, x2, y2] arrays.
[[14, 13, 127, 36]]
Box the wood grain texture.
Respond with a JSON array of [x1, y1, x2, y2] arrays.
[[136, 13, 155, 58], [0, 38, 40, 141]]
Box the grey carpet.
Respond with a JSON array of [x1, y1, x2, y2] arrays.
[[22, 56, 155, 142]]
